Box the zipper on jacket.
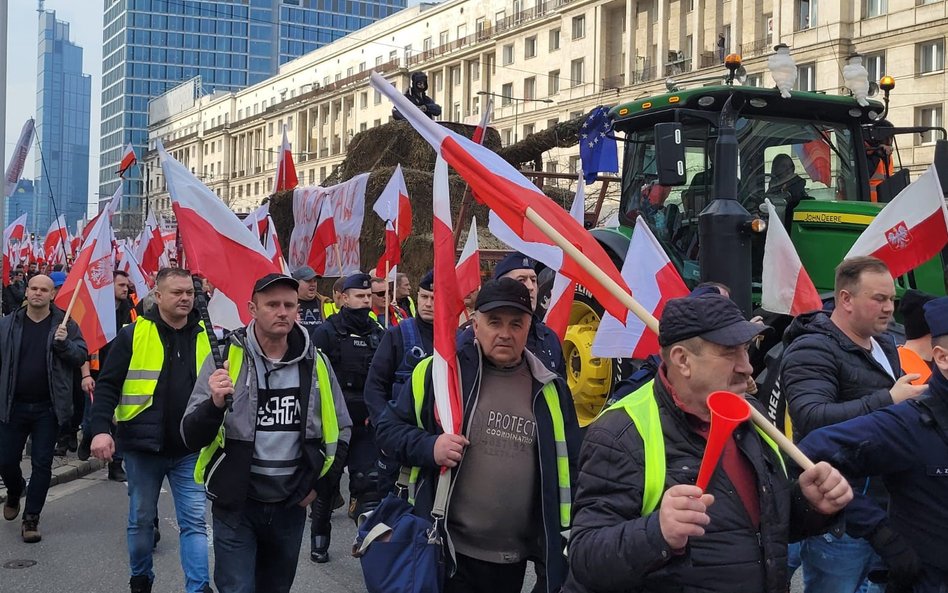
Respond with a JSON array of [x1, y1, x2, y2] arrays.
[[204, 451, 227, 499]]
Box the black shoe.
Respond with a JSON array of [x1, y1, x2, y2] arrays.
[[333, 493, 345, 510], [129, 575, 152, 593], [66, 433, 78, 453], [3, 478, 26, 521], [54, 442, 67, 457], [77, 434, 91, 461], [108, 461, 127, 482], [311, 534, 331, 563]]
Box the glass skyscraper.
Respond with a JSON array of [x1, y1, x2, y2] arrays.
[[35, 10, 92, 234], [100, 0, 405, 231], [6, 180, 36, 231]]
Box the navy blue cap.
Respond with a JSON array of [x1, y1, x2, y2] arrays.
[[253, 273, 298, 294], [476, 278, 532, 315], [342, 273, 372, 291], [493, 252, 536, 280], [923, 296, 948, 339], [419, 269, 434, 291], [659, 293, 765, 347]]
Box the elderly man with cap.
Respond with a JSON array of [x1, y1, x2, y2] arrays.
[[181, 273, 351, 593], [364, 269, 435, 506], [459, 252, 565, 377], [564, 293, 853, 593], [291, 266, 335, 334], [376, 278, 581, 593], [898, 289, 938, 384], [310, 272, 385, 556], [799, 296, 948, 592]]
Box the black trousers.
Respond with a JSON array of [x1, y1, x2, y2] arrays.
[[445, 554, 527, 593]]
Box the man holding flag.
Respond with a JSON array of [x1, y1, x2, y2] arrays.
[[376, 278, 581, 593]]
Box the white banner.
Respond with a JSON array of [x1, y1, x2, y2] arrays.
[[4, 120, 35, 199], [289, 174, 368, 275]]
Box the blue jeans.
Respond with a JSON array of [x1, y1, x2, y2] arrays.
[[124, 451, 208, 593], [0, 402, 59, 516], [212, 500, 306, 593], [801, 533, 884, 593]]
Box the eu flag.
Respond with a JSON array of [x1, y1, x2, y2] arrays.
[[579, 106, 619, 185]]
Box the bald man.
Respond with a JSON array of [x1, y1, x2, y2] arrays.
[[0, 275, 87, 543]]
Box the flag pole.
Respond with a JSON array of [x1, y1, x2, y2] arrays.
[[384, 260, 390, 329], [334, 243, 344, 275], [60, 276, 84, 330], [523, 206, 815, 467]]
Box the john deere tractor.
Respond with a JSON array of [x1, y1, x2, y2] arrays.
[[565, 54, 948, 426]]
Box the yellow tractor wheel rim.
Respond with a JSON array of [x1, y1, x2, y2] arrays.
[[563, 300, 613, 427]]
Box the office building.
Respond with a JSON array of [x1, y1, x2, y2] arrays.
[[6, 179, 36, 230]]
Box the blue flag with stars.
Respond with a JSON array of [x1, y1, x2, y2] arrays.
[[579, 106, 618, 185]]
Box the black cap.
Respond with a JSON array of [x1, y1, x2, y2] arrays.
[[419, 269, 434, 291], [291, 266, 319, 281], [493, 252, 536, 280], [924, 297, 948, 339], [659, 294, 765, 347], [900, 289, 937, 340], [253, 273, 299, 294], [342, 273, 372, 291], [475, 278, 533, 315]]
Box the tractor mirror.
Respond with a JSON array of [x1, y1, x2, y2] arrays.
[[934, 139, 948, 196], [654, 123, 687, 186]]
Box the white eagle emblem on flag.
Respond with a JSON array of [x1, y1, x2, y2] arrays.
[[885, 222, 911, 251], [87, 254, 113, 289]]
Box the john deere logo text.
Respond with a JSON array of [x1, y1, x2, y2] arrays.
[[885, 222, 911, 251]]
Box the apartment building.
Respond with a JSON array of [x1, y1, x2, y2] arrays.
[[143, 0, 948, 220]]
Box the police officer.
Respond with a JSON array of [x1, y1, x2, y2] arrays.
[[799, 296, 948, 592], [310, 272, 385, 562], [292, 266, 335, 333], [459, 252, 565, 377], [365, 269, 434, 497]]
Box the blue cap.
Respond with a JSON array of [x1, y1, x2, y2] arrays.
[[342, 273, 372, 291], [493, 252, 536, 280], [419, 269, 434, 291], [50, 271, 67, 288], [923, 296, 948, 339]]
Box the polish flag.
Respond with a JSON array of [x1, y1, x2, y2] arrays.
[[159, 140, 280, 323], [761, 199, 822, 316], [373, 164, 412, 278], [31, 239, 45, 265], [370, 72, 631, 323], [54, 212, 116, 353], [3, 214, 28, 286], [243, 203, 269, 236], [592, 216, 689, 358], [432, 156, 464, 436], [543, 175, 586, 341], [792, 140, 831, 186], [455, 217, 480, 299], [137, 212, 165, 275], [273, 125, 299, 194], [117, 143, 137, 177], [243, 203, 286, 270], [471, 97, 494, 145], [116, 242, 152, 299], [309, 196, 338, 276], [846, 165, 948, 278], [44, 215, 68, 263], [4, 119, 34, 200]]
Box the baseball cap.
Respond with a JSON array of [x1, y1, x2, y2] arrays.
[[475, 278, 533, 315], [291, 266, 319, 281], [342, 273, 372, 291], [659, 293, 765, 347], [253, 273, 298, 294], [50, 271, 67, 288], [493, 252, 536, 280]]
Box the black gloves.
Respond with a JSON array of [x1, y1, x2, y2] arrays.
[[866, 524, 920, 592]]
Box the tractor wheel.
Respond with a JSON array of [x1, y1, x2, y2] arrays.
[[563, 287, 621, 427]]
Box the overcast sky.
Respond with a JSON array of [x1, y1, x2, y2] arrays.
[[4, 1, 103, 217]]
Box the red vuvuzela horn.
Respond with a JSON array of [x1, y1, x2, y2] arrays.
[[695, 391, 752, 492]]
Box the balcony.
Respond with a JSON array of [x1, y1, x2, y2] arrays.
[[601, 75, 625, 90], [630, 66, 657, 85], [740, 38, 772, 59], [664, 55, 693, 77]]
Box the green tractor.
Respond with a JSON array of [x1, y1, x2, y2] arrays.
[[565, 61, 948, 426]]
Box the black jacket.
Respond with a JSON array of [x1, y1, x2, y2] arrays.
[[89, 306, 205, 456], [780, 312, 901, 440], [564, 371, 834, 593], [375, 342, 582, 593], [457, 315, 566, 378], [2, 282, 25, 315], [364, 316, 434, 426], [0, 305, 87, 425]]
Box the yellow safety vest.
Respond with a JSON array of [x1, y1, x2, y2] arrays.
[[407, 357, 572, 529], [322, 300, 338, 320], [606, 380, 786, 515], [193, 345, 340, 484], [116, 318, 211, 422]]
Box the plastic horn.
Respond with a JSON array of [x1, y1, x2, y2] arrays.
[[696, 391, 752, 491]]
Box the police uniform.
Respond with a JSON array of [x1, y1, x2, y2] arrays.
[[799, 297, 948, 592], [309, 273, 385, 560]]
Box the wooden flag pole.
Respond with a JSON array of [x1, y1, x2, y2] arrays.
[[383, 260, 390, 329], [334, 243, 344, 276], [60, 277, 83, 330], [523, 206, 815, 468]]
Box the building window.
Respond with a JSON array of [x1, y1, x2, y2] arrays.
[[501, 83, 513, 106], [865, 51, 885, 82], [424, 37, 432, 52], [502, 128, 513, 145], [547, 118, 559, 129], [797, 0, 817, 30], [451, 66, 461, 86], [546, 160, 558, 173], [548, 70, 560, 95], [916, 105, 943, 144], [523, 123, 535, 137], [472, 60, 480, 81], [525, 36, 537, 59], [796, 62, 816, 91], [503, 44, 514, 65], [374, 90, 382, 104], [360, 92, 368, 108], [549, 28, 561, 51], [917, 40, 945, 74], [568, 156, 580, 173], [572, 15, 586, 39], [524, 77, 536, 100], [440, 30, 449, 46], [864, 0, 886, 18], [746, 73, 763, 87], [571, 58, 585, 87]]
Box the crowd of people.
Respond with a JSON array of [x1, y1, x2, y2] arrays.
[[0, 252, 945, 593]]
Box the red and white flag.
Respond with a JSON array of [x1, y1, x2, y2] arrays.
[[44, 215, 68, 264], [471, 97, 494, 145], [308, 196, 338, 275], [117, 242, 152, 299], [592, 216, 689, 359], [243, 203, 286, 270], [761, 199, 822, 316], [373, 164, 412, 279], [543, 175, 586, 341], [370, 72, 632, 323], [455, 217, 480, 299], [4, 119, 35, 199], [845, 165, 948, 278], [54, 212, 116, 353], [432, 156, 464, 436], [136, 212, 165, 275], [159, 140, 280, 323], [117, 143, 137, 178], [273, 126, 299, 194], [3, 214, 28, 286]]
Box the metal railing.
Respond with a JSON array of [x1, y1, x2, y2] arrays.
[[740, 38, 772, 58]]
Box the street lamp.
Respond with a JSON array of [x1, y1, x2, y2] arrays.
[[477, 91, 554, 143]]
